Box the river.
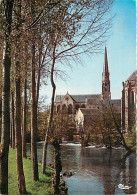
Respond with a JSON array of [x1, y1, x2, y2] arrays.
[[27, 142, 136, 195]]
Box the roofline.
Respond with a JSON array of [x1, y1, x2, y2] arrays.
[[126, 70, 137, 81]]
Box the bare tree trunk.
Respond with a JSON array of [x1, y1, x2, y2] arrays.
[[42, 132, 48, 174], [42, 42, 63, 193], [36, 42, 42, 105], [0, 40, 11, 194], [42, 43, 56, 174], [42, 81, 56, 174], [14, 0, 26, 192], [52, 138, 62, 195], [11, 92, 15, 149], [15, 60, 26, 194], [0, 1, 14, 193], [31, 43, 39, 181], [22, 78, 27, 158], [10, 117, 12, 147], [36, 66, 40, 105]]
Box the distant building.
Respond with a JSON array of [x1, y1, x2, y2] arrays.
[[55, 47, 121, 131], [75, 108, 100, 132], [75, 99, 121, 132], [121, 70, 137, 131], [55, 93, 101, 114]]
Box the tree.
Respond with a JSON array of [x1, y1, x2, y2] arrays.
[[43, 107, 75, 193], [109, 102, 133, 152], [78, 111, 101, 147], [27, 0, 60, 181], [100, 106, 121, 148], [15, 56, 26, 194], [13, 0, 26, 193], [31, 42, 39, 181], [41, 1, 113, 192], [22, 62, 27, 158], [11, 92, 15, 149], [0, 1, 14, 193], [53, 108, 76, 141]]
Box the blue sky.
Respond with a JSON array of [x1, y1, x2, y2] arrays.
[[41, 0, 136, 104]]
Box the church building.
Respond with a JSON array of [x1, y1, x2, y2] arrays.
[[55, 47, 121, 131], [121, 70, 137, 131]]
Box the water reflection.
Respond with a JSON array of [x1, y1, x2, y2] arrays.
[[26, 143, 136, 195]]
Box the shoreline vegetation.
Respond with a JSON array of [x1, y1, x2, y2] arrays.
[[9, 148, 53, 195]]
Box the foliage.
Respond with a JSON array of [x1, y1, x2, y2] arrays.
[[8, 148, 53, 195], [37, 111, 49, 140], [51, 108, 77, 141], [100, 109, 121, 148], [124, 126, 136, 151], [81, 104, 122, 147]]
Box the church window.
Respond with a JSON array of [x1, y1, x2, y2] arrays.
[[62, 104, 67, 111], [125, 92, 128, 105], [130, 91, 134, 105], [68, 104, 73, 114], [57, 105, 60, 113]]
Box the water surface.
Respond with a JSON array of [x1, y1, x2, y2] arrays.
[[27, 142, 136, 195]]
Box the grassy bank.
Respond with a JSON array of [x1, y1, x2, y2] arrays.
[[8, 148, 53, 194]]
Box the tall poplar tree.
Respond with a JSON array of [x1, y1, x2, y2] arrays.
[[0, 1, 14, 194], [14, 0, 26, 193]]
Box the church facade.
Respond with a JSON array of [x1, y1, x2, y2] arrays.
[[55, 47, 121, 131], [121, 70, 137, 131]]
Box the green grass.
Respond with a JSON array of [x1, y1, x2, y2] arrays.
[[8, 148, 54, 195]]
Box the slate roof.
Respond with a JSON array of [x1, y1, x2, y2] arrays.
[[71, 94, 101, 102], [55, 95, 65, 103], [55, 94, 101, 103], [86, 97, 101, 105], [126, 70, 137, 81], [80, 108, 99, 116], [103, 99, 121, 105]]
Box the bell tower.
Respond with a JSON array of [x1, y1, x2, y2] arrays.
[[101, 47, 111, 100]]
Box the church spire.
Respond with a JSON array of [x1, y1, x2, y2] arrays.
[[103, 46, 109, 74], [101, 47, 111, 100]]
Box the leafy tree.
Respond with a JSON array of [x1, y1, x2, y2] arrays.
[[109, 102, 133, 152], [47, 107, 76, 193], [53, 107, 76, 141], [100, 106, 121, 148]]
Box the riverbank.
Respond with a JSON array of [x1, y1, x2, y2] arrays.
[[8, 148, 53, 194]]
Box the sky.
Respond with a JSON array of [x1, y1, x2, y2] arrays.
[[41, 0, 136, 104]]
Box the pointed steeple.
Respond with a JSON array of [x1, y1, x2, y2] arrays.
[[103, 46, 109, 74], [101, 47, 111, 100]]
